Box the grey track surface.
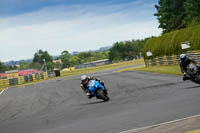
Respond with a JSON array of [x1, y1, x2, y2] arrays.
[[0, 67, 200, 133]]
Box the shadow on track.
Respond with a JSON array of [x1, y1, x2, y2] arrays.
[[184, 85, 200, 89], [80, 100, 109, 106]]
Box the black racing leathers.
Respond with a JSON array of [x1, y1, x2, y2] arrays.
[[180, 58, 197, 81], [180, 58, 197, 73]]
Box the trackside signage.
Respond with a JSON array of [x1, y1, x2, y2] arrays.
[[147, 51, 153, 57], [181, 41, 191, 49]]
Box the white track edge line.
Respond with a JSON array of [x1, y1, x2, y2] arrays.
[[119, 114, 200, 133], [0, 87, 8, 95]]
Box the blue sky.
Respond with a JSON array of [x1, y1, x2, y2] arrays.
[[0, 0, 149, 16], [0, 0, 161, 62]]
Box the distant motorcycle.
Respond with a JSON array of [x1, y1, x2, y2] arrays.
[[88, 80, 109, 102], [186, 64, 200, 84]]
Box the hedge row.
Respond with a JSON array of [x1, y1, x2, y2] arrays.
[[143, 24, 200, 59]]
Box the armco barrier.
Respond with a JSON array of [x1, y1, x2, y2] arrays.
[[145, 50, 200, 67], [0, 72, 49, 90]]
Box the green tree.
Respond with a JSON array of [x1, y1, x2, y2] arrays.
[[33, 50, 53, 65], [184, 0, 200, 26], [60, 50, 71, 68], [123, 41, 137, 60], [102, 51, 109, 59], [155, 0, 186, 33], [7, 65, 18, 71], [78, 52, 93, 63], [46, 62, 54, 71], [54, 62, 62, 70], [92, 51, 109, 60], [59, 49, 110, 67], [29, 62, 41, 70], [0, 61, 6, 73], [109, 42, 125, 61], [69, 56, 81, 66], [19, 62, 30, 70], [109, 39, 146, 62]]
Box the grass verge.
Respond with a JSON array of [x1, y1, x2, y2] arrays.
[[186, 130, 200, 133], [117, 65, 183, 76]]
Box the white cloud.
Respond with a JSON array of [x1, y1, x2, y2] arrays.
[[0, 1, 161, 62]]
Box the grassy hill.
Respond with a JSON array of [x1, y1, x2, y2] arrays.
[[143, 24, 200, 59]]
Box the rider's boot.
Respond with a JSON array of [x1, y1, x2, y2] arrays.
[[86, 92, 94, 99]]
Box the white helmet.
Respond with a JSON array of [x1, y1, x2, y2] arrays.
[[180, 54, 186, 61], [81, 75, 87, 80], [81, 75, 89, 84]]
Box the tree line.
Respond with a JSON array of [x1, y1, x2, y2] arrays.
[[155, 0, 200, 33], [20, 50, 109, 71], [0, 50, 109, 72], [109, 39, 147, 61], [0, 39, 146, 73]]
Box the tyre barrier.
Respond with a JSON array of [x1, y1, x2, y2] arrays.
[[145, 50, 200, 67], [9, 78, 18, 86], [0, 72, 48, 90]]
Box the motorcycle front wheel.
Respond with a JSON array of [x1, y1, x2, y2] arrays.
[[194, 75, 200, 84], [97, 89, 109, 102]]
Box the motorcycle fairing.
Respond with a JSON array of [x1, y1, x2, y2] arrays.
[[88, 80, 105, 96]]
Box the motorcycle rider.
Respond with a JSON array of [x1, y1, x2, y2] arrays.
[[180, 54, 199, 81], [81, 75, 107, 99]]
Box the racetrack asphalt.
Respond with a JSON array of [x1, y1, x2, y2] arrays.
[[0, 66, 200, 133]]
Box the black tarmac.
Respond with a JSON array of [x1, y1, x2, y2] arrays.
[[0, 67, 200, 133]]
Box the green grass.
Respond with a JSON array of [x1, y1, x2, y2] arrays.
[[118, 65, 183, 76], [186, 129, 200, 133], [60, 59, 144, 77]]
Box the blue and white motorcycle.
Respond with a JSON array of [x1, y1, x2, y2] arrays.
[[88, 80, 109, 102]]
